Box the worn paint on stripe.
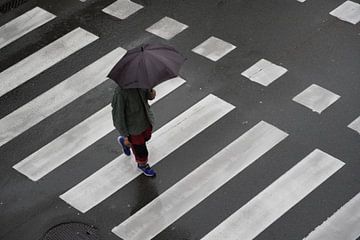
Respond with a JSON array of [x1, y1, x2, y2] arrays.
[[202, 149, 344, 240], [0, 27, 99, 97], [0, 7, 56, 49], [12, 77, 185, 181], [60, 94, 235, 213], [0, 47, 126, 148], [111, 121, 288, 240], [303, 193, 360, 240]]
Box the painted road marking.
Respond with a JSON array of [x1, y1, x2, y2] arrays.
[[60, 94, 235, 213], [330, 1, 360, 25], [292, 84, 340, 114], [0, 47, 126, 148], [348, 116, 360, 134], [12, 77, 185, 181], [241, 59, 288, 86], [0, 27, 98, 97], [112, 121, 288, 240], [102, 0, 143, 20], [146, 17, 188, 40], [303, 193, 360, 240], [192, 36, 236, 62], [0, 7, 56, 49], [201, 149, 344, 240]]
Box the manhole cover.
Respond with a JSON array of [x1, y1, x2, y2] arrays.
[[42, 222, 99, 240]]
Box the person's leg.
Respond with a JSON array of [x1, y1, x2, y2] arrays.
[[128, 134, 148, 165], [129, 128, 156, 177], [129, 127, 153, 165], [143, 127, 153, 142]]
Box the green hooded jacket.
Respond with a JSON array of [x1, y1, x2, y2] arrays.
[[111, 87, 155, 136]]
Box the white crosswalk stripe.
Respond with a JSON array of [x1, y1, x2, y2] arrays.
[[111, 121, 288, 240], [241, 59, 288, 87], [12, 77, 185, 181], [0, 47, 126, 148], [192, 36, 236, 62], [0, 7, 56, 49], [201, 149, 344, 240], [348, 116, 360, 134], [60, 94, 235, 213], [0, 27, 99, 97], [102, 0, 144, 20], [146, 16, 189, 40], [292, 84, 340, 114], [330, 1, 360, 25], [303, 192, 360, 240]]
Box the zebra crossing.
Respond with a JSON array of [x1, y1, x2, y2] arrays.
[[60, 94, 234, 213], [201, 149, 344, 240], [1, 1, 359, 240], [0, 7, 55, 49], [0, 27, 98, 97], [12, 77, 185, 181], [111, 121, 288, 240], [0, 47, 126, 147]]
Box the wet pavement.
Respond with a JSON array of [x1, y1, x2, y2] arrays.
[[0, 0, 359, 239]]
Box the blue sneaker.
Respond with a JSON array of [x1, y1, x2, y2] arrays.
[[117, 136, 131, 156], [137, 164, 156, 177]]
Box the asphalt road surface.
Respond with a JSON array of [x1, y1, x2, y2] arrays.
[[0, 0, 359, 240]]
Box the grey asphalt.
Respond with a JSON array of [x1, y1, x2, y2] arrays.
[[0, 0, 359, 239]]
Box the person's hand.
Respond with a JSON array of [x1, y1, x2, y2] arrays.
[[148, 89, 156, 100], [124, 137, 131, 147]]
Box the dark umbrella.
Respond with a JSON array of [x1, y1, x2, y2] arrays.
[[107, 43, 186, 89]]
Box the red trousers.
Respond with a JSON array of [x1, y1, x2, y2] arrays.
[[128, 127, 152, 165]]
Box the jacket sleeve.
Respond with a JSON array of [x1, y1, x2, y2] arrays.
[[111, 89, 129, 136]]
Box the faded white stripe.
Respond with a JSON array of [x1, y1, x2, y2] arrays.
[[202, 149, 344, 240], [60, 94, 235, 213], [12, 77, 185, 181], [0, 47, 126, 148], [0, 7, 56, 49], [0, 27, 99, 97], [303, 193, 360, 240], [112, 121, 288, 240]]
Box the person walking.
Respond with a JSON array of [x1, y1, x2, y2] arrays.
[[108, 43, 185, 177], [111, 87, 157, 177]]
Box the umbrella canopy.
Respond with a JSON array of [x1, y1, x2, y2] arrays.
[[107, 43, 186, 89]]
